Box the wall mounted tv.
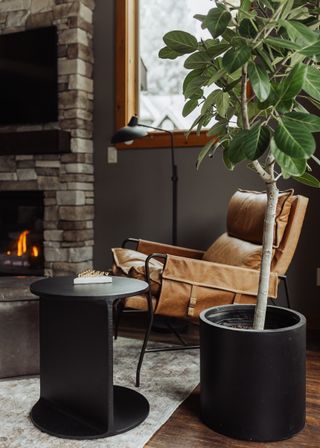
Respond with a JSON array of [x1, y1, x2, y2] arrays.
[[0, 26, 58, 125]]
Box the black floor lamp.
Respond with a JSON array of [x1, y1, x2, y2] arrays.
[[111, 116, 178, 245]]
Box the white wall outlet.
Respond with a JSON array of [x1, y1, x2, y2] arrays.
[[107, 146, 118, 164], [317, 268, 320, 287]]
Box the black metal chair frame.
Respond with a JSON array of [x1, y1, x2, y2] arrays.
[[114, 238, 291, 387]]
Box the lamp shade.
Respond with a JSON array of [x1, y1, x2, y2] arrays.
[[111, 116, 148, 144]]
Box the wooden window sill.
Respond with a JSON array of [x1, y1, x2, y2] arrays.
[[115, 130, 210, 150]]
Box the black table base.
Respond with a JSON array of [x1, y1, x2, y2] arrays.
[[29, 276, 150, 440], [31, 386, 149, 439]]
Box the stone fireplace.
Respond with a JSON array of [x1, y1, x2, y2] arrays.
[[0, 0, 95, 276]]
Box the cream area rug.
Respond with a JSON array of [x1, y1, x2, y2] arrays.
[[0, 337, 199, 448]]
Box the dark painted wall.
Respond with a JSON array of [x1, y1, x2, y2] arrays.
[[93, 0, 320, 328]]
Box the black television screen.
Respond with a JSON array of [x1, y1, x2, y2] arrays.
[[0, 26, 58, 125]]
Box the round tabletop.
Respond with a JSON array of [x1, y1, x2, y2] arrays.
[[30, 276, 148, 301]]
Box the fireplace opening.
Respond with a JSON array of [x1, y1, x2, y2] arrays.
[[0, 191, 44, 275]]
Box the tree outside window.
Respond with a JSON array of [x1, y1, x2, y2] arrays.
[[139, 0, 213, 131], [115, 0, 213, 148]]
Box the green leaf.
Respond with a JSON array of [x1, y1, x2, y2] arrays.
[[196, 114, 211, 135], [184, 52, 211, 69], [277, 98, 294, 113], [293, 101, 308, 113], [182, 99, 198, 117], [289, 51, 305, 68], [228, 130, 248, 164], [207, 120, 227, 137], [163, 30, 198, 54], [186, 115, 202, 138], [282, 112, 320, 132], [158, 46, 181, 60], [182, 70, 203, 95], [303, 65, 320, 102], [239, 18, 257, 38], [265, 37, 301, 51], [298, 39, 320, 57], [201, 90, 219, 114], [239, 0, 252, 19], [271, 139, 306, 178], [254, 46, 274, 72], [203, 7, 231, 39], [258, 81, 281, 109], [194, 14, 206, 23], [230, 36, 249, 47], [274, 117, 315, 158], [207, 68, 227, 85], [280, 20, 318, 46], [224, 77, 241, 92], [247, 100, 261, 120], [215, 91, 230, 117], [242, 125, 270, 161], [222, 28, 236, 43], [202, 66, 216, 80], [223, 147, 235, 170], [247, 62, 271, 102], [287, 5, 310, 20], [205, 42, 230, 58], [222, 45, 251, 74], [293, 172, 320, 187], [279, 63, 306, 101], [189, 89, 203, 101], [196, 139, 218, 169], [280, 0, 294, 20], [184, 76, 206, 99]]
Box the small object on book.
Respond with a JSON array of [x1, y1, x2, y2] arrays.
[[73, 269, 112, 284]]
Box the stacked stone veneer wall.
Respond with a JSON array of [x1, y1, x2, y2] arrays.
[[0, 0, 95, 276]]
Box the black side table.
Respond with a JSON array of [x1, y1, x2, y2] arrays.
[[29, 276, 149, 440]]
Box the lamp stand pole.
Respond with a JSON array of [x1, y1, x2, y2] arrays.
[[138, 124, 177, 245], [111, 116, 178, 246]]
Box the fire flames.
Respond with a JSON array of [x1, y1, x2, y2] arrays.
[[9, 230, 39, 258], [17, 230, 28, 256], [1, 229, 41, 273], [31, 245, 39, 257]]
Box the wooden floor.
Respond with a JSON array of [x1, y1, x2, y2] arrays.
[[118, 314, 320, 448]]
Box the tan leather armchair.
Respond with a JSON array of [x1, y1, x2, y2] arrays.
[[112, 189, 308, 385]]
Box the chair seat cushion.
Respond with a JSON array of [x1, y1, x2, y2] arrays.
[[111, 247, 164, 296], [202, 233, 263, 269]]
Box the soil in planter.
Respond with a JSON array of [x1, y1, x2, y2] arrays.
[[209, 307, 301, 330]]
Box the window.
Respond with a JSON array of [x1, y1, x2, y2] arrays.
[[115, 0, 212, 149]]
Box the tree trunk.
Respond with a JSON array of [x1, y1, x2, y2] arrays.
[[253, 182, 279, 330]]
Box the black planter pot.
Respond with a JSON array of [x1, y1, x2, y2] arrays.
[[200, 304, 306, 442]]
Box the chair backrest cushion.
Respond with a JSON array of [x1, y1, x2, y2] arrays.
[[203, 190, 308, 276], [227, 189, 294, 248], [271, 195, 308, 274]]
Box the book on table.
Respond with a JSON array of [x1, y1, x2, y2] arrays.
[[73, 270, 112, 284]]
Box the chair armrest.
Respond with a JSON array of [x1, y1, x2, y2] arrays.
[[121, 238, 139, 250], [162, 254, 278, 298], [144, 253, 167, 291], [136, 239, 204, 259]]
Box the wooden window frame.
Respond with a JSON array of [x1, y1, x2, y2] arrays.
[[115, 0, 209, 149]]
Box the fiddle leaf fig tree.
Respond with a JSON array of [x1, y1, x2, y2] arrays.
[[159, 0, 320, 330]]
